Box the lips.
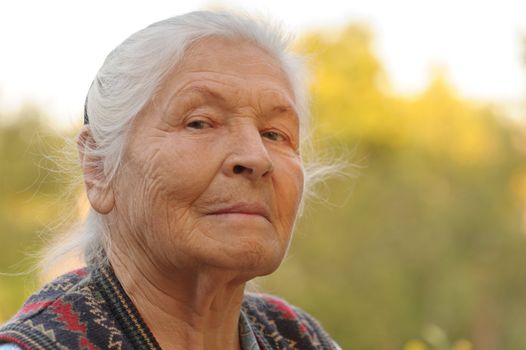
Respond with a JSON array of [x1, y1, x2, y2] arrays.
[[208, 202, 271, 222]]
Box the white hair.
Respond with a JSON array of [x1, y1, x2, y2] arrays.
[[42, 10, 321, 273]]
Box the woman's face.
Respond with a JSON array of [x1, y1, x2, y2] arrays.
[[111, 37, 304, 279]]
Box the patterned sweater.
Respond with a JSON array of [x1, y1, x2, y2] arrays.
[[0, 265, 338, 349]]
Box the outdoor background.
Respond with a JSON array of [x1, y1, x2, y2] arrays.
[[1, 1, 526, 349]]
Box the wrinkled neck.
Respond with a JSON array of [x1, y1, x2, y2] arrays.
[[110, 247, 245, 350]]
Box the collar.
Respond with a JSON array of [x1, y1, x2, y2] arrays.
[[93, 264, 259, 350], [93, 265, 162, 350]]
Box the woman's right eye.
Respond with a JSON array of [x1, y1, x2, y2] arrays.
[[186, 120, 212, 129]]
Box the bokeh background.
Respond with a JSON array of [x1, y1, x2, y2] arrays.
[[1, 1, 526, 349]]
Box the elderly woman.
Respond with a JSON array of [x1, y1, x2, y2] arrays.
[[0, 10, 339, 350]]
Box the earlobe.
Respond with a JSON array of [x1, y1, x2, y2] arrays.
[[86, 185, 115, 215], [77, 126, 115, 214]]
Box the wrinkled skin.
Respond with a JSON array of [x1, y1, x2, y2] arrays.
[[79, 37, 304, 349]]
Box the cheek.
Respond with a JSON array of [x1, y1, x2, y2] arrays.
[[274, 157, 304, 230], [119, 137, 217, 223], [124, 137, 223, 255], [153, 137, 223, 205]]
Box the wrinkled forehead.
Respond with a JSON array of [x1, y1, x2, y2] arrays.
[[181, 36, 286, 73], [157, 36, 296, 106]]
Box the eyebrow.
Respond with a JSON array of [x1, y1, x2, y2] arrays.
[[163, 85, 227, 118], [169, 84, 298, 118]]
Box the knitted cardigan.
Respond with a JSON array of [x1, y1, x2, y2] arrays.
[[0, 265, 337, 349]]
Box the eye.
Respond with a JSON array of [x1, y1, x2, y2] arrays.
[[186, 120, 212, 129], [261, 130, 287, 142]]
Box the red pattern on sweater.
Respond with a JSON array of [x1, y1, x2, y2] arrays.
[[50, 299, 87, 333], [265, 295, 298, 320], [15, 301, 52, 318]]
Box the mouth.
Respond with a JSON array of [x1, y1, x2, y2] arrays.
[[208, 202, 271, 222]]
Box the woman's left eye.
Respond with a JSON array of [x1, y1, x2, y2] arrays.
[[261, 130, 286, 141], [186, 120, 212, 129]]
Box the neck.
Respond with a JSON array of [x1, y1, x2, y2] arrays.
[[110, 251, 245, 350]]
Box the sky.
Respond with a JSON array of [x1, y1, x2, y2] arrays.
[[1, 0, 525, 128]]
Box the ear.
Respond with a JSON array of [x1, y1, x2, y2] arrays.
[[77, 126, 115, 214]]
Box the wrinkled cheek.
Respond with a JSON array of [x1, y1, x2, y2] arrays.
[[154, 172, 196, 206], [164, 173, 210, 205], [279, 163, 305, 236], [289, 162, 305, 214], [157, 144, 218, 204]]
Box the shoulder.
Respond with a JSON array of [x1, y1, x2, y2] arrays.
[[242, 293, 338, 350], [0, 268, 106, 349], [7, 268, 90, 320]]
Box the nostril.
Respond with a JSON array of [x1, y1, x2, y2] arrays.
[[233, 164, 254, 175]]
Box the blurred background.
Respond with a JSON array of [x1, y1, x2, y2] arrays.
[[1, 1, 526, 349]]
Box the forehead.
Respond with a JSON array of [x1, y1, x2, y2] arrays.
[[157, 37, 295, 106]]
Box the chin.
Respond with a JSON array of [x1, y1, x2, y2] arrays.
[[193, 239, 286, 280]]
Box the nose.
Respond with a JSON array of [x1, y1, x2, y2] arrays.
[[222, 124, 273, 180]]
